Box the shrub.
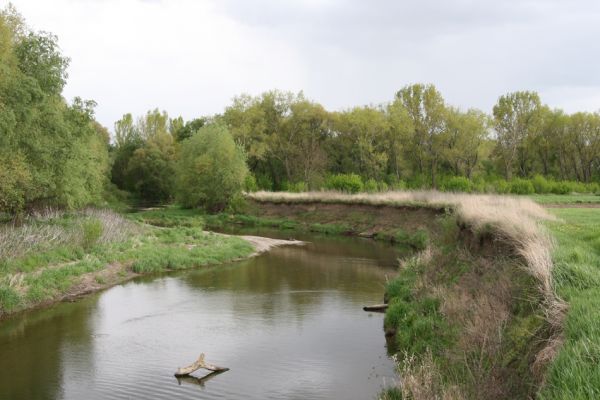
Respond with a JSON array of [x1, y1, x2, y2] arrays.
[[551, 181, 572, 195], [325, 174, 364, 193], [176, 124, 248, 211], [509, 178, 535, 195], [493, 179, 510, 194], [364, 178, 379, 193], [441, 176, 472, 193], [531, 175, 552, 194]]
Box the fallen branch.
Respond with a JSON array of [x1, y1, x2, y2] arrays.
[[174, 353, 229, 377], [363, 304, 388, 312]]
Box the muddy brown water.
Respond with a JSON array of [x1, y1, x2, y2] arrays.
[[0, 231, 402, 400]]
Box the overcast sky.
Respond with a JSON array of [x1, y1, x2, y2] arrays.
[[4, 0, 600, 130]]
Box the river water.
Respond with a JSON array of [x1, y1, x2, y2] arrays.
[[0, 232, 400, 400]]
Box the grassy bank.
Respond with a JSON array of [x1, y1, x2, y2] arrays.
[[0, 209, 254, 317], [539, 208, 600, 399]]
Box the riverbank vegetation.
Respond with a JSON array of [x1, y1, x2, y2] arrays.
[[0, 208, 253, 318]]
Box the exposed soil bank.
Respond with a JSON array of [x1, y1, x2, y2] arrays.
[[240, 198, 554, 399]]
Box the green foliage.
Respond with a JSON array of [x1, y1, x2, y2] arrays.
[[176, 124, 248, 211], [441, 176, 473, 193], [0, 154, 31, 213], [244, 174, 258, 192], [364, 178, 379, 192], [0, 7, 109, 213], [509, 178, 535, 195], [81, 218, 103, 249], [325, 173, 364, 193], [532, 175, 552, 194]]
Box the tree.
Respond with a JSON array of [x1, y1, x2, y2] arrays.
[[126, 132, 177, 202], [331, 106, 389, 180], [492, 91, 542, 179], [444, 108, 489, 178], [395, 84, 447, 188], [282, 99, 330, 187], [0, 6, 109, 212], [176, 124, 248, 211], [170, 116, 207, 142]]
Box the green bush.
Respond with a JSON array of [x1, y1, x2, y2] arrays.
[[531, 175, 552, 194], [509, 178, 535, 195], [81, 218, 103, 249], [551, 181, 572, 195], [364, 178, 378, 193], [176, 124, 248, 211], [441, 176, 473, 193], [492, 179, 510, 194], [325, 174, 364, 193]]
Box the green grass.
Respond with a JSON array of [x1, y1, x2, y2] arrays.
[[375, 228, 429, 250], [528, 194, 600, 204], [539, 208, 600, 399], [0, 212, 255, 316]]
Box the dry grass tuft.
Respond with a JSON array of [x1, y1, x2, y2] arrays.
[[394, 351, 464, 400]]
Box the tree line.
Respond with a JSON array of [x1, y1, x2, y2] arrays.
[[2, 5, 600, 215]]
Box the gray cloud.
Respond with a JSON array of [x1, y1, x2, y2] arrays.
[[5, 0, 599, 130]]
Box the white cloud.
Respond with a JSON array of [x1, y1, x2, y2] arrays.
[[3, 0, 599, 129]]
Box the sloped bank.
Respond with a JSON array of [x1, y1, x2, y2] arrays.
[[0, 209, 302, 320], [245, 191, 564, 399]]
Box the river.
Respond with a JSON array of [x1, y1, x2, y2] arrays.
[[0, 231, 400, 400]]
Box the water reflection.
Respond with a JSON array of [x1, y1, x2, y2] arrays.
[[0, 234, 400, 400]]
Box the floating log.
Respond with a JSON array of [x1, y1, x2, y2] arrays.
[[363, 304, 389, 312], [175, 353, 229, 377]]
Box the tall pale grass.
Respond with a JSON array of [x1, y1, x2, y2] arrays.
[[0, 208, 139, 261], [249, 190, 565, 329]]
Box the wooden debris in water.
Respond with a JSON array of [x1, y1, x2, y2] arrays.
[[174, 353, 229, 377], [363, 304, 388, 312]]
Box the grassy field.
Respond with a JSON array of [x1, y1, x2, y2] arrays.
[[528, 194, 600, 204], [539, 208, 600, 399], [0, 209, 254, 317]]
